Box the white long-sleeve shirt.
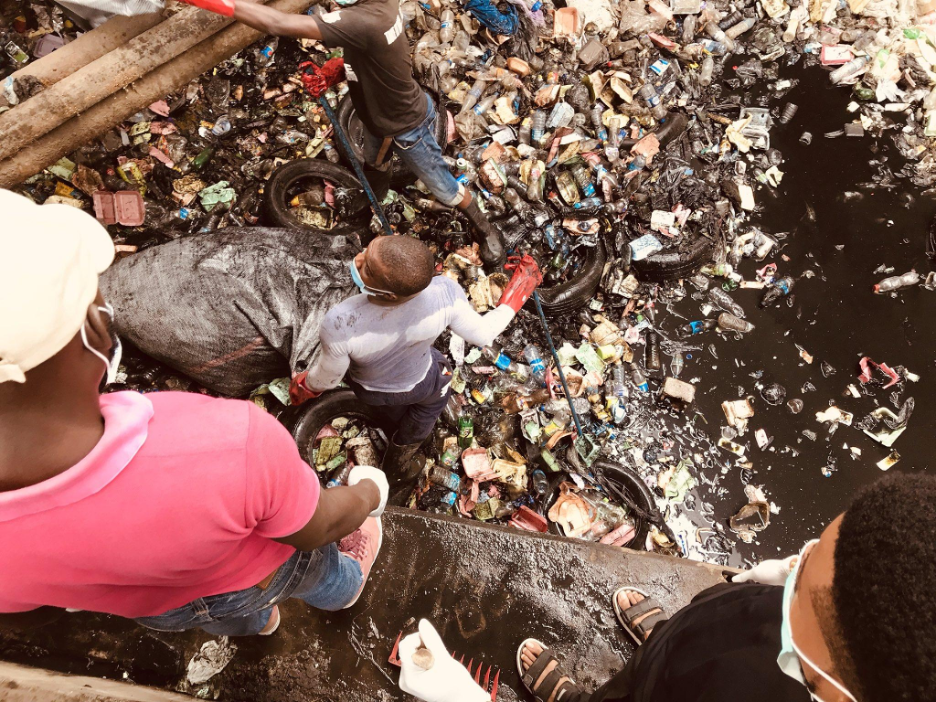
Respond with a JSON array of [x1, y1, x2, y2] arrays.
[[305, 276, 515, 393]]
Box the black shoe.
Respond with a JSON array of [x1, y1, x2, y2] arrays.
[[462, 199, 507, 270], [382, 439, 424, 506]]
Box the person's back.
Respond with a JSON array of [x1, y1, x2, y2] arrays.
[[0, 392, 314, 617], [319, 275, 470, 393], [0, 189, 388, 635]]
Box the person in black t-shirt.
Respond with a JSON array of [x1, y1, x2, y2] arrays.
[[396, 474, 936, 702], [180, 0, 506, 269]]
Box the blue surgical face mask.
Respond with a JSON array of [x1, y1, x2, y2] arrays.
[[779, 539, 857, 702], [349, 257, 394, 298]]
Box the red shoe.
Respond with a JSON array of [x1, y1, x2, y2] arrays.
[[338, 517, 383, 609]]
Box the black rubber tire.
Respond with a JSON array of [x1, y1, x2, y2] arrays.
[[279, 389, 386, 468], [333, 93, 450, 188], [263, 159, 369, 235], [632, 236, 715, 283], [533, 239, 607, 317], [543, 458, 655, 550]]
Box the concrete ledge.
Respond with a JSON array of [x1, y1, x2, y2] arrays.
[[0, 508, 730, 701], [0, 661, 192, 702]]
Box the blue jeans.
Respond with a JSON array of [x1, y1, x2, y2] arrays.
[[362, 92, 463, 207], [133, 545, 362, 637], [346, 347, 453, 445]]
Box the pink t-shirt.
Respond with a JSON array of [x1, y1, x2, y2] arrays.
[[0, 391, 320, 618]]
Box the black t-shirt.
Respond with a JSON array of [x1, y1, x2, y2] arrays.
[[313, 0, 425, 138], [595, 583, 811, 702]]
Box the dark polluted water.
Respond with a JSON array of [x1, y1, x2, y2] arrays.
[[678, 58, 935, 566]]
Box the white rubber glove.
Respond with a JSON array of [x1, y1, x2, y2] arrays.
[[348, 465, 388, 518], [731, 555, 797, 586], [399, 620, 489, 702]]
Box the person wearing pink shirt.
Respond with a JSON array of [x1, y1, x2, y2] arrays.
[[0, 189, 388, 637]]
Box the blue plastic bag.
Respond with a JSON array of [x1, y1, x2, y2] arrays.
[[463, 0, 519, 36]]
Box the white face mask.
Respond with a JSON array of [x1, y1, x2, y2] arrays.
[[779, 539, 858, 702], [80, 303, 122, 387]]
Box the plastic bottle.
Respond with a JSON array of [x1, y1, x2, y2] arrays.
[[439, 9, 455, 43], [724, 17, 756, 39], [326, 463, 353, 489], [611, 363, 627, 398], [704, 23, 736, 52], [707, 287, 746, 318], [630, 362, 649, 392], [473, 93, 498, 116], [779, 103, 798, 124], [699, 56, 714, 87], [680, 319, 717, 336], [873, 270, 920, 293], [518, 119, 532, 146], [645, 331, 662, 371], [482, 346, 531, 381], [257, 37, 279, 67], [590, 104, 607, 142], [760, 276, 795, 307], [527, 160, 544, 202], [531, 110, 547, 145], [718, 10, 743, 29], [531, 469, 550, 497], [523, 344, 547, 383], [830, 56, 869, 84], [670, 352, 685, 378], [457, 412, 474, 449], [636, 83, 667, 121], [571, 163, 596, 198], [503, 188, 532, 219], [460, 77, 489, 113], [605, 120, 620, 162], [429, 465, 462, 492], [717, 312, 755, 333]]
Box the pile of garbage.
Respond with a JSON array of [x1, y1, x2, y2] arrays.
[[5, 0, 936, 563]]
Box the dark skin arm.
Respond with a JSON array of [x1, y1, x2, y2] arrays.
[[274, 480, 378, 551], [233, 0, 324, 39]]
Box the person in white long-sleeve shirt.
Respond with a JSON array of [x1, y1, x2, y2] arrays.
[[290, 235, 541, 490]]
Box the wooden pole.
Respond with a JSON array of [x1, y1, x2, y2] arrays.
[[9, 13, 166, 90], [0, 6, 234, 163], [0, 0, 319, 189]]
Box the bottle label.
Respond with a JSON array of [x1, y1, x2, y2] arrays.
[[529, 358, 545, 374], [494, 353, 511, 371], [262, 46, 274, 58]]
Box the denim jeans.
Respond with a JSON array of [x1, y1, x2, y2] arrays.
[[133, 544, 362, 637], [361, 92, 463, 207], [346, 347, 453, 445]]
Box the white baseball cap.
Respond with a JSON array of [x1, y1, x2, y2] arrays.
[[0, 189, 115, 383]]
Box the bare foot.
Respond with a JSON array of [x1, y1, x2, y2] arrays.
[[519, 640, 577, 702], [616, 590, 662, 641]]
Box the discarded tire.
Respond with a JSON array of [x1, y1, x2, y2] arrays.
[[333, 92, 449, 187], [544, 458, 655, 550], [263, 159, 369, 234], [280, 389, 386, 468], [533, 239, 607, 316], [632, 236, 715, 283]]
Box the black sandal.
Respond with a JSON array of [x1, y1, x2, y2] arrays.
[[612, 586, 668, 645], [516, 638, 583, 702]]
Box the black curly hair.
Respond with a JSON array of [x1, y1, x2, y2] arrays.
[[831, 474, 936, 701]]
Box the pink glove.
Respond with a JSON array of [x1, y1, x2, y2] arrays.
[[499, 254, 543, 313], [289, 371, 322, 406], [179, 0, 235, 17]]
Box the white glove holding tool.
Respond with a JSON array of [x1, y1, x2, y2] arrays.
[[399, 620, 489, 702], [348, 466, 389, 518], [731, 555, 797, 586]]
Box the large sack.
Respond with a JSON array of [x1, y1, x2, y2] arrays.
[[100, 227, 359, 396]]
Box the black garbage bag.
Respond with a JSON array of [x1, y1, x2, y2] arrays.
[[100, 227, 360, 397]]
